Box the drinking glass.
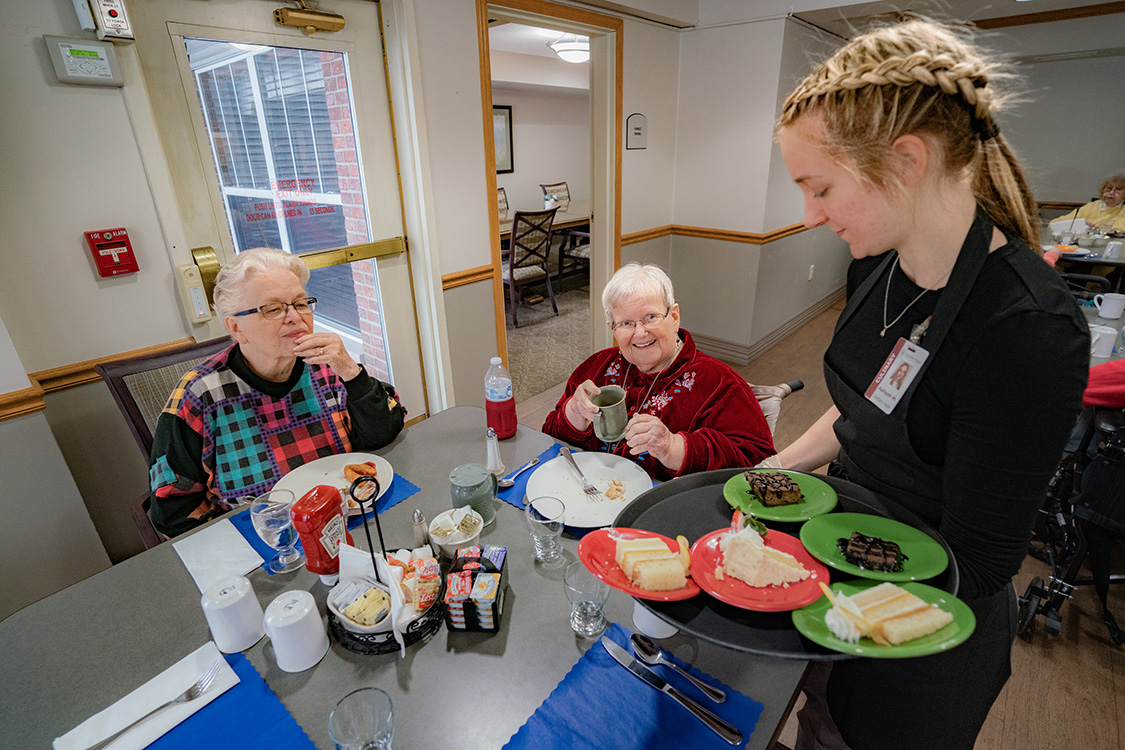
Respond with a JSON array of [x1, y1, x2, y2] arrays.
[[250, 489, 304, 574], [525, 496, 565, 565], [328, 687, 394, 750], [564, 561, 609, 637]]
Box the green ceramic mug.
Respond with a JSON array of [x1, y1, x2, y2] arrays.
[[591, 385, 627, 443]]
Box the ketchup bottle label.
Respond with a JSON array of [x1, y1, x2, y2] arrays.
[[320, 514, 347, 558]]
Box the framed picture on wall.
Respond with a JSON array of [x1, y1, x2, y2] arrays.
[[493, 105, 513, 174]]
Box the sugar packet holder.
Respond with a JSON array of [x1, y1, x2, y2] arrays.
[[444, 551, 507, 633]]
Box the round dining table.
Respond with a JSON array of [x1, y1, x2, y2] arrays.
[[0, 407, 810, 749]]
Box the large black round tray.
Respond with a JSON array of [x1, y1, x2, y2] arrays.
[[615, 469, 959, 661]]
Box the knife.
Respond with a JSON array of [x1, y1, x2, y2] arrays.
[[601, 636, 742, 746]]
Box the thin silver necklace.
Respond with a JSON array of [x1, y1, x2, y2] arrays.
[[621, 338, 683, 413], [881, 256, 932, 338]]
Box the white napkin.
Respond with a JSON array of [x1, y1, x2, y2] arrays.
[[173, 519, 264, 593], [53, 641, 239, 750], [338, 543, 406, 656]]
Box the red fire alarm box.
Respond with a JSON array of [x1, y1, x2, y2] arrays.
[[84, 227, 139, 277]]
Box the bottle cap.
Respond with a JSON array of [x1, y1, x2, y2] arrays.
[[413, 508, 425, 523], [490, 356, 502, 365]]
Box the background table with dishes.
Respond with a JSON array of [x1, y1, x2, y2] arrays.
[[2, 407, 822, 750]]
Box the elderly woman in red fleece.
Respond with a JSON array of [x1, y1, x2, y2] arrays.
[[542, 263, 775, 480]]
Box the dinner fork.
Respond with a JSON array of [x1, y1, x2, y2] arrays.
[[87, 661, 222, 750], [560, 446, 605, 502]]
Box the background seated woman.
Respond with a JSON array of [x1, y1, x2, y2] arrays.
[[1062, 171, 1125, 235], [543, 262, 774, 480], [149, 247, 406, 537]]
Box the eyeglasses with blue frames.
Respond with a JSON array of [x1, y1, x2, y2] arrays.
[[233, 298, 317, 320], [609, 308, 671, 332]]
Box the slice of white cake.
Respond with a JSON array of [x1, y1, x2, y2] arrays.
[[718, 528, 810, 588]]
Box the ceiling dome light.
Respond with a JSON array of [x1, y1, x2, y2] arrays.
[[547, 33, 590, 63]]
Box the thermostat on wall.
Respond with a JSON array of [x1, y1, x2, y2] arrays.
[[44, 36, 123, 87]]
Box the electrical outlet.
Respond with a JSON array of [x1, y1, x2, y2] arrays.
[[808, 264, 815, 282]]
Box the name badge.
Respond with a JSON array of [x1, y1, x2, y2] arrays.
[[865, 338, 929, 415]]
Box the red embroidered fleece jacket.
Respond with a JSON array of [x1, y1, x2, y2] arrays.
[[542, 330, 775, 480]]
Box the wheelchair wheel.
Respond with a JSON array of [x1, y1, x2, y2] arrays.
[[1017, 578, 1043, 635]]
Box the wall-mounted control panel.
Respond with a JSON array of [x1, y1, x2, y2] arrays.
[[177, 264, 213, 323]]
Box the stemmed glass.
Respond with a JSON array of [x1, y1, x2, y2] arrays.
[[250, 489, 304, 573]]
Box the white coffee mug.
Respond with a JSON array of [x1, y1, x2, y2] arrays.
[[201, 575, 265, 654], [1090, 324, 1117, 358], [264, 590, 330, 673], [1094, 293, 1125, 320], [1106, 241, 1123, 260]]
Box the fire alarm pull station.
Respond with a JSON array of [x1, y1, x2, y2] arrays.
[[84, 227, 140, 277]]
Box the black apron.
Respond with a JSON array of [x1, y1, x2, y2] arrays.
[[822, 212, 1018, 750]]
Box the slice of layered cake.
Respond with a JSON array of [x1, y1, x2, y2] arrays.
[[824, 582, 953, 645], [614, 536, 689, 591], [717, 527, 810, 588]]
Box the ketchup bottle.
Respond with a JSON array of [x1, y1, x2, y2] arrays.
[[485, 356, 517, 439], [290, 485, 354, 584]]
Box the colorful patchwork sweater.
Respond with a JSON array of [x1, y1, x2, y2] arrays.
[[149, 345, 405, 537], [542, 330, 775, 481]]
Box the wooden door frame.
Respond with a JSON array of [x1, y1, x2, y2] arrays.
[[476, 0, 623, 364]]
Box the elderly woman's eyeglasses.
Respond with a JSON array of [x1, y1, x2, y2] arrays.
[[610, 309, 670, 332], [233, 298, 317, 320]]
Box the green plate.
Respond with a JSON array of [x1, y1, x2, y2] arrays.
[[723, 470, 838, 522], [791, 580, 975, 658], [799, 512, 949, 582]]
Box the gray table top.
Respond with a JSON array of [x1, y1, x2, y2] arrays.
[[0, 406, 805, 749]]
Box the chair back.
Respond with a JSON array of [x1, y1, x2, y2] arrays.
[[510, 208, 558, 270], [539, 182, 571, 211], [95, 337, 234, 461], [747, 380, 804, 436], [497, 187, 509, 222]]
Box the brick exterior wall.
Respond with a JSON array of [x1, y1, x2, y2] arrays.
[[320, 52, 391, 382]]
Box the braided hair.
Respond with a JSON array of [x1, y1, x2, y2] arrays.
[[778, 19, 1039, 252]]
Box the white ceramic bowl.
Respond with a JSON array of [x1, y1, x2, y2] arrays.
[[1077, 235, 1095, 248], [428, 508, 484, 558], [327, 577, 394, 634]]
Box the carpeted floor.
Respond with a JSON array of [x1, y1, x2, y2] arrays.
[[505, 279, 592, 402]]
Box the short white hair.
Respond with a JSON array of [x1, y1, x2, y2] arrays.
[[601, 263, 676, 322], [213, 247, 310, 320]]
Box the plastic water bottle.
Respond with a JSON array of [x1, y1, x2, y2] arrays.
[[485, 356, 517, 439]]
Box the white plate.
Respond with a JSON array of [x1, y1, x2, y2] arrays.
[[272, 453, 393, 515], [524, 452, 653, 528]]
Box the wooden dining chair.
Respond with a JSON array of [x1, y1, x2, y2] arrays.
[[539, 181, 590, 280], [502, 207, 559, 328], [497, 187, 509, 223], [539, 181, 571, 212], [94, 336, 233, 547]]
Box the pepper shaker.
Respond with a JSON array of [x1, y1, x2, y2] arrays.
[[412, 508, 429, 548]]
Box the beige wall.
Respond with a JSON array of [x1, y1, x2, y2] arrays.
[[493, 85, 592, 215]]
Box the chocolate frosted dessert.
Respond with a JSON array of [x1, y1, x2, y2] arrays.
[[745, 470, 804, 507], [837, 531, 908, 573]]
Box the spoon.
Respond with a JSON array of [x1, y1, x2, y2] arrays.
[[630, 633, 727, 702], [498, 457, 540, 489]]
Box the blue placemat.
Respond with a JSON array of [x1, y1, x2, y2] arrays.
[[230, 475, 420, 574], [150, 653, 315, 749], [347, 474, 421, 530], [503, 623, 763, 750], [497, 443, 563, 509]]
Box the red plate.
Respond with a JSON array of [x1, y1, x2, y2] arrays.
[[577, 528, 701, 602], [690, 528, 829, 612]]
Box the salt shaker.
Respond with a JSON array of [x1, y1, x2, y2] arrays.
[[486, 427, 505, 476], [412, 508, 429, 548]]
